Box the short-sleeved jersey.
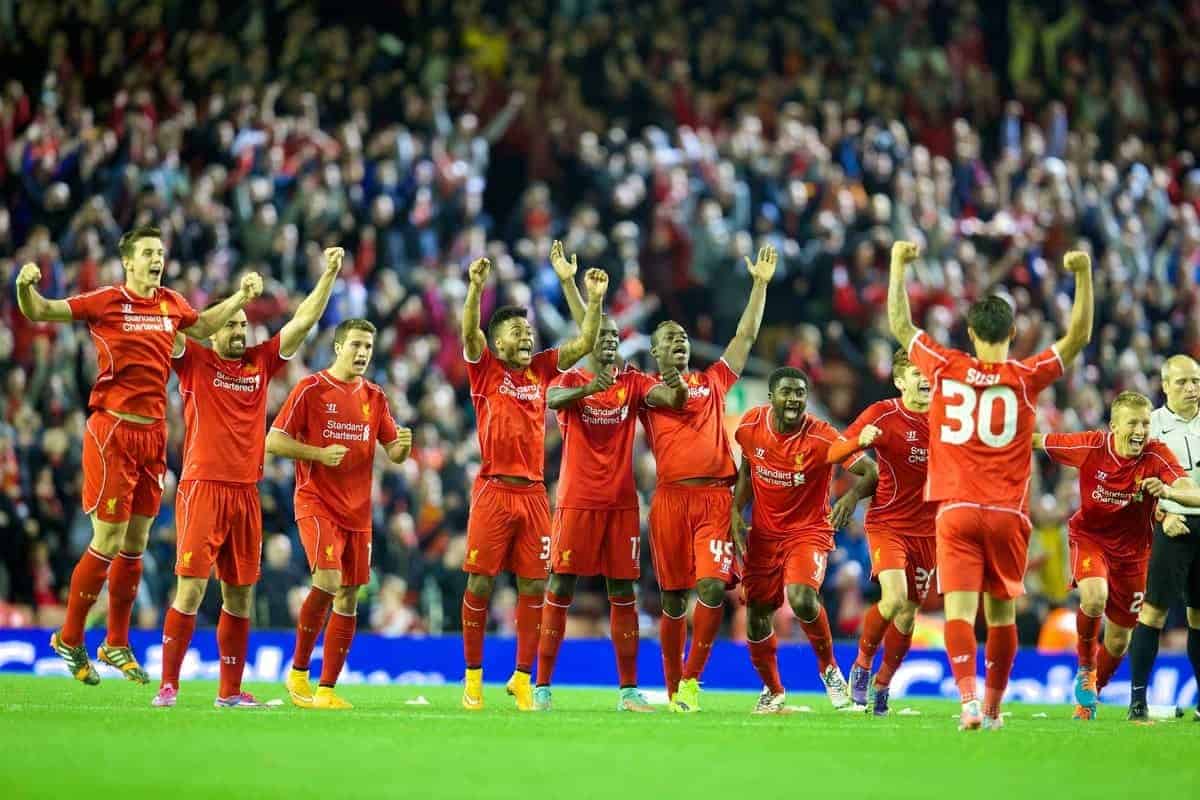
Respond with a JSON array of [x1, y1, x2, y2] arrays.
[[1043, 430, 1185, 558], [640, 359, 740, 485], [174, 334, 290, 484], [735, 407, 864, 544], [553, 365, 656, 510], [908, 330, 1064, 510], [1149, 406, 1200, 516], [66, 285, 200, 419], [843, 398, 936, 537], [270, 371, 400, 531], [467, 347, 561, 482]]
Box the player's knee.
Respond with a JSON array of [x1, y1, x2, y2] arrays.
[[89, 522, 125, 557], [661, 591, 687, 618], [787, 587, 820, 621], [173, 578, 207, 614], [695, 579, 725, 607], [893, 603, 918, 634], [1105, 628, 1132, 656], [548, 573, 577, 598], [877, 594, 904, 620], [747, 609, 773, 642], [1079, 598, 1106, 618], [312, 569, 341, 596], [605, 578, 635, 599], [466, 574, 495, 598], [1138, 603, 1167, 629], [333, 587, 358, 615], [221, 584, 254, 618], [516, 577, 546, 597], [1187, 607, 1200, 630]]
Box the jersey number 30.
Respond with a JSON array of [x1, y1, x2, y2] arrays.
[[939, 381, 1018, 448]]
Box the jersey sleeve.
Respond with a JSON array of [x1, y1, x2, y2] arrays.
[[706, 359, 740, 396], [256, 333, 289, 378], [734, 408, 759, 452], [1042, 431, 1102, 468], [826, 422, 866, 469], [172, 337, 198, 377], [65, 288, 109, 323], [376, 394, 400, 445], [271, 381, 311, 439], [532, 348, 563, 384], [465, 345, 496, 388], [907, 330, 955, 381], [170, 290, 201, 331], [841, 403, 882, 444], [1020, 346, 1065, 394], [1147, 443, 1187, 484]]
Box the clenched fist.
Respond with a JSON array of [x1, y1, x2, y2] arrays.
[[17, 262, 41, 288], [240, 272, 264, 300], [891, 241, 919, 265], [319, 444, 349, 467], [324, 247, 345, 274], [858, 424, 882, 448], [584, 268, 609, 300], [468, 257, 491, 288], [1063, 251, 1091, 274], [394, 427, 413, 449]]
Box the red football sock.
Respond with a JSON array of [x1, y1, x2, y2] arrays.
[[748, 632, 784, 695], [61, 547, 113, 646], [515, 593, 543, 673], [159, 607, 197, 689], [1096, 643, 1123, 691], [982, 623, 1018, 718], [1075, 610, 1102, 670], [874, 623, 914, 688], [660, 611, 686, 697], [944, 619, 978, 702], [799, 606, 836, 673], [609, 596, 639, 688], [461, 590, 488, 669], [318, 611, 356, 687], [682, 597, 724, 680], [104, 551, 143, 647], [292, 586, 333, 671], [536, 593, 571, 686], [855, 604, 889, 671], [217, 609, 250, 698]]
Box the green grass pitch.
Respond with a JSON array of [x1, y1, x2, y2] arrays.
[[1, 675, 1195, 799]]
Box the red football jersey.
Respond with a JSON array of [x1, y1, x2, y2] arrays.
[[174, 334, 290, 484], [66, 285, 200, 419], [467, 347, 561, 482], [735, 406, 864, 544], [270, 370, 400, 531], [908, 330, 1063, 511], [1044, 431, 1185, 559], [843, 398, 935, 537], [640, 359, 740, 484], [553, 365, 656, 510]]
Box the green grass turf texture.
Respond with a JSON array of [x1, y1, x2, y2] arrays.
[[1, 675, 1194, 799]]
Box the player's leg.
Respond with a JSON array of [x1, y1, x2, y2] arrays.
[[852, 541, 909, 705], [1073, 576, 1108, 714], [93, 513, 153, 683], [312, 583, 358, 709], [788, 580, 850, 709], [535, 506, 596, 704], [535, 572, 577, 701], [936, 506, 986, 728], [648, 487, 694, 703], [1126, 520, 1191, 719], [1095, 622, 1132, 695], [980, 593, 1017, 727], [747, 597, 789, 714], [605, 577, 650, 711], [679, 488, 734, 701], [460, 479, 514, 708], [288, 517, 341, 707], [506, 489, 551, 710], [872, 600, 918, 716], [1185, 550, 1200, 721], [212, 484, 263, 706], [154, 575, 208, 706]]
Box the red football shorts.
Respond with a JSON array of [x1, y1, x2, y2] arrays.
[[1070, 536, 1149, 629], [82, 412, 167, 523], [867, 526, 938, 604], [648, 484, 735, 592], [175, 480, 263, 585], [465, 478, 551, 579], [742, 531, 829, 609], [935, 502, 1031, 599], [552, 507, 641, 580], [298, 516, 371, 587]]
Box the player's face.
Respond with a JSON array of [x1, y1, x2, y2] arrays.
[[123, 236, 166, 288], [769, 377, 808, 426], [895, 365, 931, 408], [335, 330, 375, 376], [212, 311, 249, 358], [652, 323, 689, 371], [1111, 405, 1152, 457], [1164, 361, 1200, 415], [495, 318, 535, 367], [593, 318, 620, 365]]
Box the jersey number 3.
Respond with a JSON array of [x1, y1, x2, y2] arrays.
[[939, 381, 1018, 448]]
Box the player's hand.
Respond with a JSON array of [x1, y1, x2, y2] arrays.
[[394, 427, 413, 449], [318, 444, 349, 467], [17, 262, 41, 288], [467, 257, 491, 288], [583, 268, 609, 300], [858, 424, 882, 448], [240, 272, 264, 300], [660, 365, 684, 390], [1063, 250, 1091, 274], [891, 241, 919, 267], [323, 246, 345, 274], [1163, 513, 1189, 537], [828, 494, 858, 529], [1140, 477, 1169, 499], [586, 366, 615, 395], [549, 240, 577, 281], [744, 244, 777, 283], [730, 510, 748, 559]]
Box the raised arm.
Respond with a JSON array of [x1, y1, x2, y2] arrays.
[[645, 366, 687, 410], [829, 457, 879, 529], [384, 427, 413, 464], [461, 257, 491, 362], [1054, 251, 1093, 364], [278, 247, 343, 357], [185, 272, 264, 340], [721, 245, 777, 374], [887, 241, 920, 349], [549, 239, 586, 326], [556, 268, 608, 370], [15, 263, 73, 323], [826, 424, 882, 465], [266, 428, 347, 466], [730, 458, 752, 558]]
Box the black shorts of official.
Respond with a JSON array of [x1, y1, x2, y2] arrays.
[[1144, 516, 1200, 610]]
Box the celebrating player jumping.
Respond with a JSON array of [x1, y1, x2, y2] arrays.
[[15, 225, 262, 685], [888, 240, 1093, 730]]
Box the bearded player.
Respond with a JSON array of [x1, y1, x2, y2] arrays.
[[151, 246, 345, 708], [641, 245, 777, 713], [531, 242, 686, 712], [733, 367, 878, 713], [460, 256, 606, 711], [826, 350, 935, 716], [268, 319, 413, 709], [1033, 391, 1199, 720], [889, 240, 1093, 730], [15, 225, 262, 685]]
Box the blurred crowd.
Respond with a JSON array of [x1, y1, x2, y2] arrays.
[[1, 0, 1198, 649]]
